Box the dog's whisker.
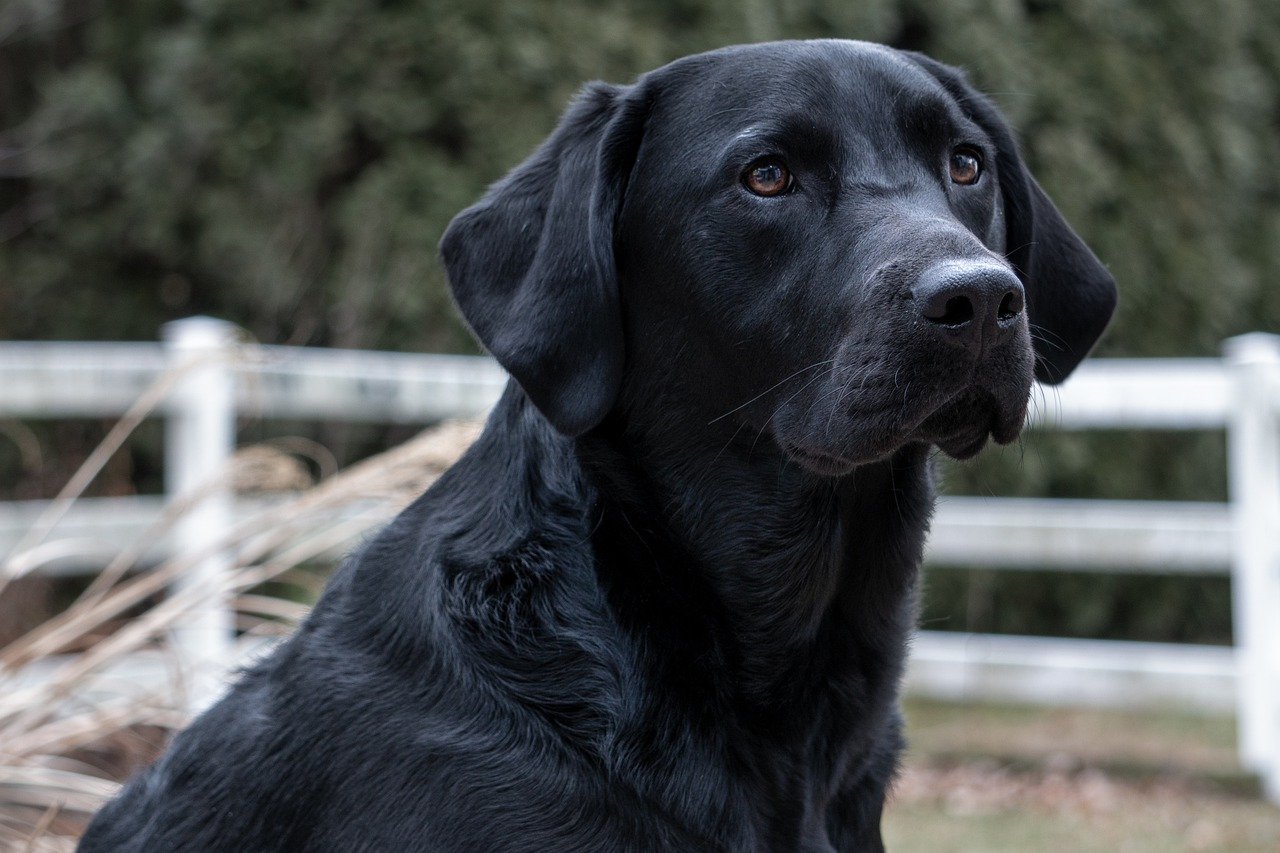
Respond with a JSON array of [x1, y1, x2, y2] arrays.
[[1029, 324, 1069, 352], [707, 359, 836, 425], [706, 358, 834, 425]]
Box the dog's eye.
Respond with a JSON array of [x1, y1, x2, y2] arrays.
[[743, 159, 793, 197], [949, 147, 983, 186]]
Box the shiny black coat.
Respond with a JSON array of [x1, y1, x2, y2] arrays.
[[82, 40, 1114, 852]]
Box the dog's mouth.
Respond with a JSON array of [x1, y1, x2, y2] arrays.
[[929, 419, 1007, 461], [915, 386, 1028, 461], [775, 383, 1029, 475]]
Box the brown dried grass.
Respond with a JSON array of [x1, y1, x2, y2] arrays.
[[0, 359, 481, 848]]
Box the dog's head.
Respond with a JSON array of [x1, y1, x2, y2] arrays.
[[441, 41, 1116, 475]]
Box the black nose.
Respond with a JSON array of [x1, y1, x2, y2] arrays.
[[914, 262, 1024, 351]]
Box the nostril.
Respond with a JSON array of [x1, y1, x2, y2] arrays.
[[926, 294, 975, 327], [997, 289, 1024, 321], [912, 261, 1023, 337]]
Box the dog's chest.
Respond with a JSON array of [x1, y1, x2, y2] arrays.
[[606, 589, 912, 850]]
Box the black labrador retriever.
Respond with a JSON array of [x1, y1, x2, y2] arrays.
[[81, 40, 1114, 851]]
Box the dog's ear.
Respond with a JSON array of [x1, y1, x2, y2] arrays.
[[440, 83, 648, 435], [906, 53, 1117, 384]]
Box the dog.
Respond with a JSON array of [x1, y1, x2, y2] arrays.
[[80, 40, 1115, 851]]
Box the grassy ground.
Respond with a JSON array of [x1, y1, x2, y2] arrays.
[[885, 699, 1280, 852]]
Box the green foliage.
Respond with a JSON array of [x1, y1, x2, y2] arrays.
[[5, 1, 1280, 355], [0, 0, 925, 347], [921, 566, 1234, 645]]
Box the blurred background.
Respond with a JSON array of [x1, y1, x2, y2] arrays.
[[3, 0, 1280, 850]]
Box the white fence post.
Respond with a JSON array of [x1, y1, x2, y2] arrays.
[[1225, 333, 1280, 801], [163, 317, 237, 713]]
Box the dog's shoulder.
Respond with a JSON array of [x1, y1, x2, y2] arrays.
[[80, 388, 644, 849]]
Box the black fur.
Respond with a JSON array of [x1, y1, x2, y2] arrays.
[[81, 40, 1114, 852]]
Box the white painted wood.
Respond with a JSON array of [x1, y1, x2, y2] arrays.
[[0, 342, 168, 416], [0, 496, 385, 575], [928, 497, 1232, 572], [237, 346, 506, 422], [1225, 334, 1280, 800], [1027, 358, 1233, 429], [0, 496, 169, 575], [163, 318, 238, 713], [908, 631, 1237, 714], [0, 341, 505, 422]]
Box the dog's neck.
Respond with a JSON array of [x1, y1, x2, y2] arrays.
[[576, 391, 933, 711]]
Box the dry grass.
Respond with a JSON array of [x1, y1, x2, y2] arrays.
[[0, 355, 481, 849]]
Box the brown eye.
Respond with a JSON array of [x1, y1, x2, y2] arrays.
[[743, 159, 792, 196], [949, 147, 983, 185]]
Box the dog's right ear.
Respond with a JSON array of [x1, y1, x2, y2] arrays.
[[440, 83, 649, 437]]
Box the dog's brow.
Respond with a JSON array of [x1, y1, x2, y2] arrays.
[[718, 124, 790, 166], [726, 115, 830, 151], [731, 123, 773, 143]]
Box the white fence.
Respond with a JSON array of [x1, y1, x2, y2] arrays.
[[1, 317, 1278, 801]]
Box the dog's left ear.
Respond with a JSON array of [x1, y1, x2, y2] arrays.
[[907, 53, 1118, 384], [440, 83, 649, 435]]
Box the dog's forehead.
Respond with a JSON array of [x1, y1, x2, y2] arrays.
[[648, 40, 954, 145]]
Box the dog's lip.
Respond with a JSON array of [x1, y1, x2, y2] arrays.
[[991, 410, 1026, 444], [931, 399, 1027, 457], [771, 378, 1029, 472], [778, 440, 859, 477], [935, 428, 992, 460]]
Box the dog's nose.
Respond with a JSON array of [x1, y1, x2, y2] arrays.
[[914, 261, 1024, 351]]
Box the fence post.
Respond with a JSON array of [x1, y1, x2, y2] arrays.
[[163, 317, 237, 713], [1225, 333, 1280, 801]]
